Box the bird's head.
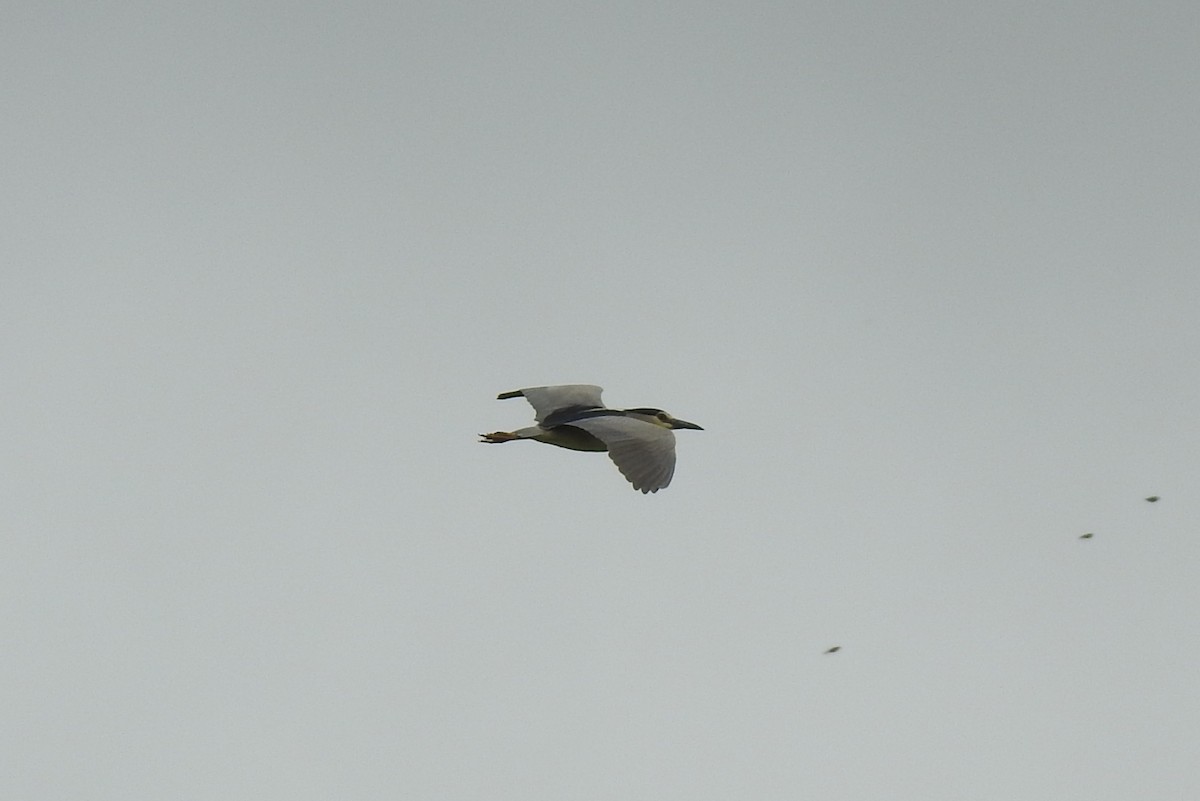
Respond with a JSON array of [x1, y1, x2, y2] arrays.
[[622, 408, 704, 431]]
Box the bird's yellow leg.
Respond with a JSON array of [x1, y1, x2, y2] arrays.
[[480, 431, 520, 443]]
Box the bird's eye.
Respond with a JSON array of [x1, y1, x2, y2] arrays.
[[656, 412, 671, 422]]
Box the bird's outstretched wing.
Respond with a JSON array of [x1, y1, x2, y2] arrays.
[[567, 414, 677, 493], [498, 385, 605, 424]]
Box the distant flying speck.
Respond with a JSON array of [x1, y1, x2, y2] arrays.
[[1079, 532, 1094, 539], [1145, 496, 1160, 503], [824, 646, 841, 654]]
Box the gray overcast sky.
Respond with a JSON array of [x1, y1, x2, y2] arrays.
[[4, 1, 1198, 799]]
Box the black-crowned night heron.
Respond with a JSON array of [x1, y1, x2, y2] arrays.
[[480, 384, 703, 493]]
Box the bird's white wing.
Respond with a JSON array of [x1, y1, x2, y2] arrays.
[[500, 384, 605, 423], [567, 414, 677, 493]]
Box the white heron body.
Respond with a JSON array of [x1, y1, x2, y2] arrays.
[[480, 384, 703, 493]]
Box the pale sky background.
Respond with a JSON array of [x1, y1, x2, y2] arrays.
[[4, 1, 1199, 799]]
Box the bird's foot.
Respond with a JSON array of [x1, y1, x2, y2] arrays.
[[480, 431, 520, 443]]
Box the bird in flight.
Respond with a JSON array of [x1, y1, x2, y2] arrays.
[[481, 384, 703, 493]]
